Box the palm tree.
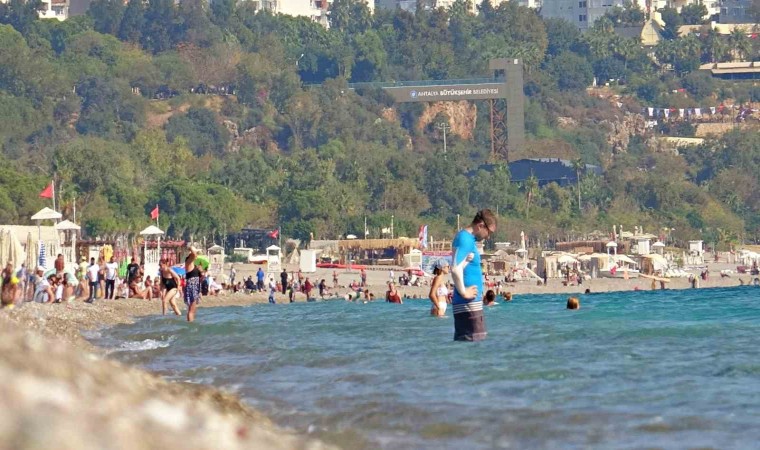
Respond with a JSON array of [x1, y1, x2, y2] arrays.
[[524, 173, 538, 219], [728, 28, 751, 61], [571, 158, 584, 211]]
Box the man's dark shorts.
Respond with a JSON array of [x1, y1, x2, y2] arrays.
[[453, 310, 487, 341]]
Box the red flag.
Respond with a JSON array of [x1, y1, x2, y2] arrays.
[[268, 229, 279, 239], [39, 182, 53, 199], [150, 205, 159, 220]]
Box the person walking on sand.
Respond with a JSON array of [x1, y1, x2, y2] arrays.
[[229, 264, 236, 286], [105, 256, 118, 299], [184, 246, 203, 322], [159, 259, 182, 316], [86, 257, 99, 303], [280, 268, 288, 295], [451, 209, 497, 342], [428, 259, 450, 317]]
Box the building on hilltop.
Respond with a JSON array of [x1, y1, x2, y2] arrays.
[[540, 0, 630, 31], [506, 158, 603, 187], [375, 0, 539, 14], [38, 0, 70, 20], [246, 0, 373, 27], [719, 0, 755, 23]]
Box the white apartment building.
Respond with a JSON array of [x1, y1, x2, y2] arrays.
[[38, 0, 70, 20], [250, 0, 374, 26], [540, 0, 632, 30], [376, 0, 540, 13]]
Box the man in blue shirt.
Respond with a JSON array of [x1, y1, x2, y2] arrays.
[[450, 209, 497, 341], [256, 267, 265, 292]]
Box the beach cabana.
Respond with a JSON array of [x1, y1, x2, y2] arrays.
[[652, 241, 665, 255], [55, 219, 81, 271], [139, 225, 164, 278], [606, 241, 618, 255], [640, 254, 668, 275]]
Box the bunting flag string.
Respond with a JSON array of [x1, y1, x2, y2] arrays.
[[640, 104, 758, 120]]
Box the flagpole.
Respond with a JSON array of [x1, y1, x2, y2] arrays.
[[155, 204, 159, 228], [52, 179, 56, 212]]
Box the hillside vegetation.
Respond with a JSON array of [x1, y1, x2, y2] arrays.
[[0, 0, 758, 247]]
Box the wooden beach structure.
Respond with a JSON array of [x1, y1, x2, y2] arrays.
[[338, 237, 421, 266]]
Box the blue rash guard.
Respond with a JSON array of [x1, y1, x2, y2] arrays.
[[451, 229, 483, 314]]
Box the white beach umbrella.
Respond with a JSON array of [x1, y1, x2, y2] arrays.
[[557, 254, 578, 264]]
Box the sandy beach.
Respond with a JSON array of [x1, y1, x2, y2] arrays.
[[0, 261, 750, 449]]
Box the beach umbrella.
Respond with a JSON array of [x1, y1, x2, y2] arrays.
[[38, 242, 47, 269], [557, 254, 578, 264], [7, 230, 22, 271], [195, 255, 210, 270], [25, 232, 34, 272], [0, 230, 6, 267]]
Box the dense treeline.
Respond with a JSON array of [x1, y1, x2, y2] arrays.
[[0, 0, 758, 248]]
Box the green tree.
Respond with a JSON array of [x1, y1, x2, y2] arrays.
[[165, 107, 230, 156], [118, 0, 143, 44], [660, 7, 683, 40], [210, 0, 235, 27], [0, 0, 42, 35], [728, 27, 751, 61], [141, 0, 174, 54], [88, 0, 125, 35], [548, 52, 593, 91], [681, 3, 707, 25]]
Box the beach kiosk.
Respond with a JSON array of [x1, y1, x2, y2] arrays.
[[266, 245, 282, 272], [207, 244, 225, 277], [55, 219, 81, 272], [403, 249, 423, 269], [139, 225, 163, 279]]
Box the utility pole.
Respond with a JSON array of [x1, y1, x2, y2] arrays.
[[436, 122, 450, 160]]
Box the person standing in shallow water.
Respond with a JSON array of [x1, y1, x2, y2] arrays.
[[450, 209, 497, 342], [428, 259, 450, 317], [184, 246, 202, 322]]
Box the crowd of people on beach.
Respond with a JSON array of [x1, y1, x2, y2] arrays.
[[3, 209, 760, 337]]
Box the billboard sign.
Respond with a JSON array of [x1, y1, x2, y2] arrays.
[[385, 83, 507, 103]]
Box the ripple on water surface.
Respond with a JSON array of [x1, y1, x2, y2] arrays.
[[96, 287, 760, 449]]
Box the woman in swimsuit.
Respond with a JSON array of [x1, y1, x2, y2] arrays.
[[159, 259, 182, 316], [428, 259, 450, 317], [1, 267, 19, 309], [184, 246, 202, 322]]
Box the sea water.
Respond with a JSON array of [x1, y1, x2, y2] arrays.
[[96, 287, 760, 449]]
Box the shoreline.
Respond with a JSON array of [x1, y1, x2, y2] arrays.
[[0, 265, 750, 449], [0, 295, 332, 450]]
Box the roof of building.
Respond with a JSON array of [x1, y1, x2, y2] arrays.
[[700, 61, 760, 74], [679, 23, 760, 36], [614, 19, 664, 46]]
